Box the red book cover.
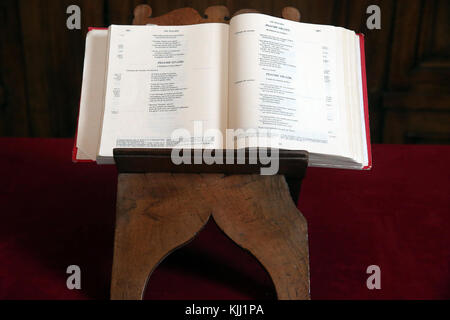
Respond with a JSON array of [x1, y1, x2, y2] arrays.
[[358, 33, 372, 170]]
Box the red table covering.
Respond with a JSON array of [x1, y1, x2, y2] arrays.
[[0, 138, 449, 300]]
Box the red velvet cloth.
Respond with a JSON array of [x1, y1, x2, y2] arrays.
[[0, 138, 449, 299]]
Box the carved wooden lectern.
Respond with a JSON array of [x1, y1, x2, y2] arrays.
[[110, 5, 310, 300]]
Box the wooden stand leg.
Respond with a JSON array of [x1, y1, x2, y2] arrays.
[[111, 173, 310, 300], [211, 175, 310, 300], [110, 173, 214, 299]]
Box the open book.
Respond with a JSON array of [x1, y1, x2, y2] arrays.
[[74, 13, 371, 170]]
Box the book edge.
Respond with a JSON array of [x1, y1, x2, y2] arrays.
[[72, 27, 109, 163], [357, 33, 372, 170]]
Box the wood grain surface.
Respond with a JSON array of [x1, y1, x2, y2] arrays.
[[111, 173, 310, 300]]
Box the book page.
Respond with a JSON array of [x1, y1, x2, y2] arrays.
[[98, 24, 229, 159], [228, 13, 347, 157], [76, 29, 109, 160]]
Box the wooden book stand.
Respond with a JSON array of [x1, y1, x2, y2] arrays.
[[110, 5, 310, 300]]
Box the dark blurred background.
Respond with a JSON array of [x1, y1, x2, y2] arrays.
[[0, 0, 449, 143]]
